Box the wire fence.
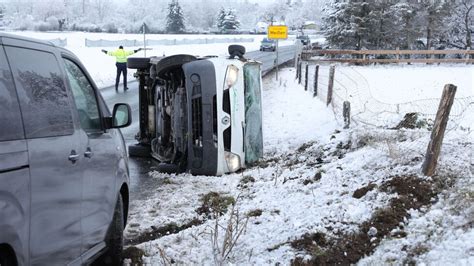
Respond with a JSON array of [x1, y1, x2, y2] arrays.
[[84, 37, 255, 47], [297, 62, 474, 159]]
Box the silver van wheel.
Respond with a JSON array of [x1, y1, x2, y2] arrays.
[[99, 194, 124, 265]]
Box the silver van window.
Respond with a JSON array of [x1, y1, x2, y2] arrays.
[[63, 58, 101, 132], [6, 46, 74, 139], [0, 46, 24, 141]]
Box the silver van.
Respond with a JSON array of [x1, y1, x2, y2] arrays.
[[0, 33, 131, 265]]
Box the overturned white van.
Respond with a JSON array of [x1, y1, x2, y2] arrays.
[[128, 45, 263, 175]]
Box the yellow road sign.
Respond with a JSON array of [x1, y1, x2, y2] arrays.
[[268, 26, 288, 40]]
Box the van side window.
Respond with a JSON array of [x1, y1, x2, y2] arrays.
[[63, 59, 101, 132], [0, 46, 24, 141], [5, 46, 74, 139]]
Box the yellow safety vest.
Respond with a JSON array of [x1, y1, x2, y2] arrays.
[[108, 49, 135, 63]]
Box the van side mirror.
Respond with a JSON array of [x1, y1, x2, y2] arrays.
[[111, 103, 132, 128]]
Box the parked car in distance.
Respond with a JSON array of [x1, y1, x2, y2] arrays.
[[0, 32, 131, 265], [260, 38, 276, 52], [127, 45, 264, 176], [296, 35, 311, 46]]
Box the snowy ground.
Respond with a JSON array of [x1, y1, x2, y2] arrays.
[[8, 31, 472, 264], [6, 31, 294, 88], [122, 67, 473, 265]]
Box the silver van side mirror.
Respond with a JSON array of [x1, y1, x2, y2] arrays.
[[112, 103, 132, 128]]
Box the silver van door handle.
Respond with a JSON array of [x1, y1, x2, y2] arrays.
[[84, 147, 94, 158], [68, 150, 80, 163]]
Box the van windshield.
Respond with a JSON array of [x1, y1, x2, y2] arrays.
[[243, 63, 263, 165]]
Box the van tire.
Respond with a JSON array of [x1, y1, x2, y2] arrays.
[[154, 55, 197, 79], [0, 247, 17, 266], [127, 57, 150, 70], [128, 144, 151, 158], [99, 194, 124, 265], [157, 163, 181, 174], [228, 44, 246, 58]]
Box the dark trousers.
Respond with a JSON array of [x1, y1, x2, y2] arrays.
[[115, 62, 127, 90]]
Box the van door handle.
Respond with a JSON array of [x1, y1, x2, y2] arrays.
[[68, 150, 80, 163], [84, 147, 94, 158]]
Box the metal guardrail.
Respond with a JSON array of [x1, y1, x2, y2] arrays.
[[248, 45, 296, 75]]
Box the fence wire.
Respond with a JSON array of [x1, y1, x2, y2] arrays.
[[299, 62, 474, 158]]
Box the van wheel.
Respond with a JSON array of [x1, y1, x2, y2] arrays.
[[128, 144, 151, 158], [127, 57, 150, 70], [157, 163, 181, 174], [155, 54, 197, 79], [99, 194, 124, 265], [0, 247, 17, 266]]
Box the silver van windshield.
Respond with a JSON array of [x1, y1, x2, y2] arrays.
[[243, 63, 263, 164]]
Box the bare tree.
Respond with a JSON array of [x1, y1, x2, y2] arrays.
[[460, 0, 473, 48], [92, 0, 111, 23]]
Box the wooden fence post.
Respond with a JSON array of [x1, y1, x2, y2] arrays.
[[466, 47, 471, 63], [421, 84, 457, 176], [298, 62, 302, 84], [343, 101, 351, 129], [295, 54, 300, 79], [304, 64, 309, 91], [327, 65, 335, 106], [313, 65, 319, 97]]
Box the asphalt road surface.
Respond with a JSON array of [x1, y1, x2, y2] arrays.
[[102, 45, 296, 200]]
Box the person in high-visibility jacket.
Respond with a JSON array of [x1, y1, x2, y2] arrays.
[[102, 46, 141, 92]]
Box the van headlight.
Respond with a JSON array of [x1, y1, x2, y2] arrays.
[[225, 65, 239, 89], [224, 152, 241, 172]]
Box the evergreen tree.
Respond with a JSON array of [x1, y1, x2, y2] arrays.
[[322, 0, 459, 50], [166, 0, 185, 33], [322, 0, 349, 48], [323, 0, 376, 49], [390, 2, 421, 49], [216, 7, 226, 31], [216, 8, 240, 32], [414, 0, 451, 50], [0, 4, 4, 28]]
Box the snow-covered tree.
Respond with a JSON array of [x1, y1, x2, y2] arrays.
[[413, 0, 451, 50], [322, 0, 463, 50], [166, 0, 185, 33], [260, 0, 288, 25], [233, 1, 259, 31], [182, 0, 216, 31], [216, 7, 226, 31], [445, 0, 474, 49], [0, 4, 5, 27], [216, 8, 240, 32], [389, 2, 421, 49], [92, 0, 112, 23], [323, 0, 376, 49]]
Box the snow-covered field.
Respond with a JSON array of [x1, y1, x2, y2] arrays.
[[6, 31, 294, 88], [122, 67, 473, 264], [7, 32, 473, 264]]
